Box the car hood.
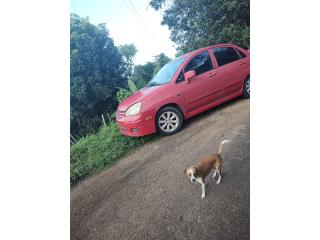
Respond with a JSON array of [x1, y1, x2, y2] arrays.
[[117, 85, 165, 111]]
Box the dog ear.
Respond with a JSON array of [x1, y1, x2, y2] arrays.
[[184, 169, 187, 175], [193, 166, 197, 174]]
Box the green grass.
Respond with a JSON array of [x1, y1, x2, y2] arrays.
[[70, 121, 157, 187]]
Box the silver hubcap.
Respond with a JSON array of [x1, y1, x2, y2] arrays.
[[158, 111, 179, 133], [246, 78, 250, 94]]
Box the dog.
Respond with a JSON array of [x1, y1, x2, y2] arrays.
[[184, 140, 231, 199]]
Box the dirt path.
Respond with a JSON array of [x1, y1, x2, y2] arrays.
[[71, 98, 250, 240]]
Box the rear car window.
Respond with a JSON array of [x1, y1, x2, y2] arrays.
[[212, 47, 240, 66], [237, 49, 247, 58]]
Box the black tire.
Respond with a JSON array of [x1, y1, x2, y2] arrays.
[[156, 106, 184, 136], [243, 76, 250, 98]]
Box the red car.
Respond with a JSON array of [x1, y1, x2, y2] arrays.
[[116, 43, 250, 137]]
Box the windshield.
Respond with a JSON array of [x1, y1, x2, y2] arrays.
[[146, 57, 185, 87]]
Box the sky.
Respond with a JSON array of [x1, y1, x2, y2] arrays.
[[71, 0, 177, 65]]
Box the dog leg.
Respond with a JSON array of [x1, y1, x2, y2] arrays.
[[201, 183, 206, 199], [216, 167, 222, 185], [212, 169, 217, 178], [216, 175, 221, 184], [196, 177, 206, 199]]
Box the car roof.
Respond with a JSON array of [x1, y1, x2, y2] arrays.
[[177, 43, 238, 59]]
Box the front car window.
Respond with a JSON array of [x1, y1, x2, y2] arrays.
[[175, 71, 185, 83], [146, 57, 185, 87], [184, 51, 213, 75], [212, 47, 240, 66]]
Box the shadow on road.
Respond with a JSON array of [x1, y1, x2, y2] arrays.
[[182, 96, 248, 130]]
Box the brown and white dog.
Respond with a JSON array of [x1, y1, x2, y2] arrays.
[[184, 140, 231, 199]]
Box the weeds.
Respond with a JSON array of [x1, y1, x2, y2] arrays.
[[70, 121, 157, 187]]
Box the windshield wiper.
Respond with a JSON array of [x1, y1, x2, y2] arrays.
[[146, 82, 163, 87]]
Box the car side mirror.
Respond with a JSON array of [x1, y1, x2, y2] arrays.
[[185, 70, 196, 83]]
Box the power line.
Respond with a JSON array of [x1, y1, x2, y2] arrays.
[[121, 0, 150, 34], [126, 0, 152, 33]]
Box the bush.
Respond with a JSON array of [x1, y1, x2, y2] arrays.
[[116, 88, 132, 103], [128, 79, 138, 93], [116, 79, 140, 104], [70, 121, 157, 187]]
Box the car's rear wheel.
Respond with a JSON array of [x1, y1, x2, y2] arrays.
[[243, 76, 250, 98], [156, 106, 183, 136]]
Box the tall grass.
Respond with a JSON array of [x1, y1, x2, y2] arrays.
[[70, 121, 157, 187]]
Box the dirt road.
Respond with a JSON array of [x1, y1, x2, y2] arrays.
[[71, 98, 250, 240]]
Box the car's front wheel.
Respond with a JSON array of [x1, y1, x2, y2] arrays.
[[156, 106, 183, 136], [243, 76, 250, 98]]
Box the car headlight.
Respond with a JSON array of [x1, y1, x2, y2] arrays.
[[125, 102, 142, 116]]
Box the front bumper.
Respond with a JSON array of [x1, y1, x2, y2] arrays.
[[116, 110, 156, 137]]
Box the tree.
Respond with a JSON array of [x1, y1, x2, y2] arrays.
[[129, 53, 171, 89], [149, 0, 250, 53], [70, 14, 126, 135], [130, 62, 155, 89], [152, 53, 171, 75], [118, 43, 137, 78]]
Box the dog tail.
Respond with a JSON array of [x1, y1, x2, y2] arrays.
[[218, 140, 231, 155]]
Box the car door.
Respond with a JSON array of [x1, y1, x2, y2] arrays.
[[235, 47, 250, 79], [211, 47, 245, 97], [180, 50, 222, 112]]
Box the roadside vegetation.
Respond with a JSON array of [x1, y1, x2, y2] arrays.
[[71, 122, 157, 187], [70, 0, 249, 186]]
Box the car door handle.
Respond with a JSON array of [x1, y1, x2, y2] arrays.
[[209, 71, 217, 77], [239, 61, 245, 65]]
